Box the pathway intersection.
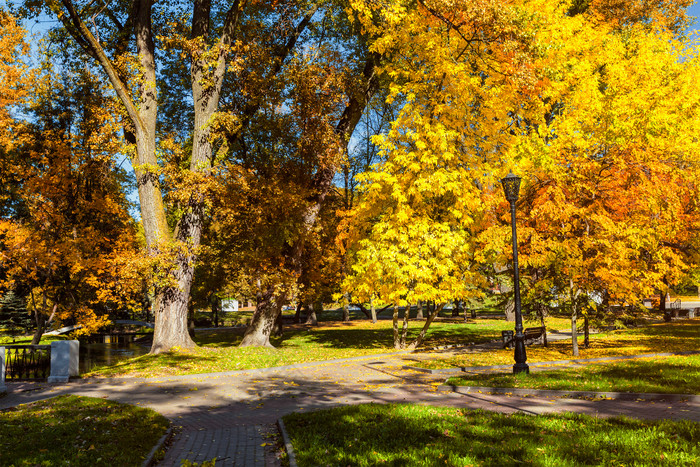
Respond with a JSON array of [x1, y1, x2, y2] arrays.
[[2, 335, 699, 466]]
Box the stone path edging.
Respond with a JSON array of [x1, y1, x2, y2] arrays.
[[277, 419, 298, 467], [142, 426, 173, 467], [406, 350, 700, 374], [439, 385, 700, 403]]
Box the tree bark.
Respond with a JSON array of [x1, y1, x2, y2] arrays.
[[392, 303, 400, 349], [240, 286, 282, 348], [505, 297, 515, 322], [571, 310, 579, 357], [343, 292, 351, 322], [399, 303, 411, 348], [416, 300, 424, 320], [370, 296, 377, 323], [408, 303, 445, 349]]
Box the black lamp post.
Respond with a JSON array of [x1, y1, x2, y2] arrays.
[[501, 172, 529, 374]]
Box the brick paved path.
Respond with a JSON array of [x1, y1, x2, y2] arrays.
[[2, 346, 700, 466]]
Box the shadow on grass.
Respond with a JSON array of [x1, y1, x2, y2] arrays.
[[283, 404, 700, 466], [0, 394, 169, 467], [451, 355, 700, 394], [280, 323, 500, 351]]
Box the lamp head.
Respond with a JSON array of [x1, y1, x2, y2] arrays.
[[501, 172, 521, 202]]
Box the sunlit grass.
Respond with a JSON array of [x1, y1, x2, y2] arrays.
[[283, 404, 700, 466], [0, 395, 169, 466], [82, 318, 530, 377], [446, 354, 700, 394], [419, 320, 700, 370]]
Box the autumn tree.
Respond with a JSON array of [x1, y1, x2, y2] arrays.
[[0, 51, 144, 342], [343, 0, 700, 350], [18, 0, 382, 351]]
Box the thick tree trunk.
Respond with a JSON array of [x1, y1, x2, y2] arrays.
[[304, 302, 319, 326], [452, 300, 460, 317], [370, 296, 377, 324], [240, 287, 282, 348]]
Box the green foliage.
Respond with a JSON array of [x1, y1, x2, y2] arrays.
[[0, 291, 30, 337], [284, 404, 700, 466], [0, 395, 169, 466]]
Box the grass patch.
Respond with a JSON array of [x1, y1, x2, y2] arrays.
[[85, 318, 567, 378], [0, 395, 169, 466], [446, 354, 700, 394], [419, 320, 700, 370], [0, 335, 65, 345], [283, 403, 700, 466]]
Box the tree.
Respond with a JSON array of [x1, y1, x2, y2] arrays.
[[344, 0, 700, 350], [23, 0, 382, 351], [0, 53, 143, 343]]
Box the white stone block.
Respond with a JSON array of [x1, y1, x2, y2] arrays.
[[0, 346, 6, 393], [48, 340, 79, 383]]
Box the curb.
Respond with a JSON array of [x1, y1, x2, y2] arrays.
[[405, 350, 700, 374], [277, 418, 298, 467], [142, 425, 173, 467], [438, 385, 700, 403]]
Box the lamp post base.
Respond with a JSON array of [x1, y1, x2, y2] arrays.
[[513, 362, 529, 374]]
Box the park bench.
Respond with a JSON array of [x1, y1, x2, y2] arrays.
[[501, 326, 547, 349]]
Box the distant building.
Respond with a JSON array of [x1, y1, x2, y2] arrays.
[[221, 299, 239, 312]]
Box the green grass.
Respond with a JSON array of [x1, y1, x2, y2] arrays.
[[85, 318, 564, 378], [0, 395, 169, 466], [283, 403, 700, 466], [0, 335, 65, 345], [446, 354, 700, 394], [418, 320, 700, 370]]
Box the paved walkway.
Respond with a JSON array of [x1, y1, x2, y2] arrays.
[[2, 337, 700, 466]]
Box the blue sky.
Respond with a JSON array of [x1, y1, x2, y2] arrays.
[[689, 3, 700, 31]]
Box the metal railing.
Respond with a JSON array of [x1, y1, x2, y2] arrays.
[[4, 345, 51, 380]]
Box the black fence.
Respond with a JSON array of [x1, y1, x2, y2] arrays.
[[4, 345, 51, 380]]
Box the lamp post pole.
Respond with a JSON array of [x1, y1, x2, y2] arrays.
[[501, 172, 529, 374]]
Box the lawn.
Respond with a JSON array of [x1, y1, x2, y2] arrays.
[[283, 403, 700, 466], [445, 353, 700, 395], [83, 317, 572, 378], [417, 320, 700, 370], [0, 395, 169, 466]]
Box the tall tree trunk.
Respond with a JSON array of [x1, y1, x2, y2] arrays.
[[399, 303, 411, 348], [416, 300, 424, 319], [240, 286, 283, 348], [343, 292, 351, 322], [571, 310, 579, 357], [583, 314, 590, 348], [452, 300, 460, 317], [392, 303, 401, 349], [294, 302, 303, 323], [505, 297, 515, 322], [370, 296, 377, 324], [304, 301, 319, 326]]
